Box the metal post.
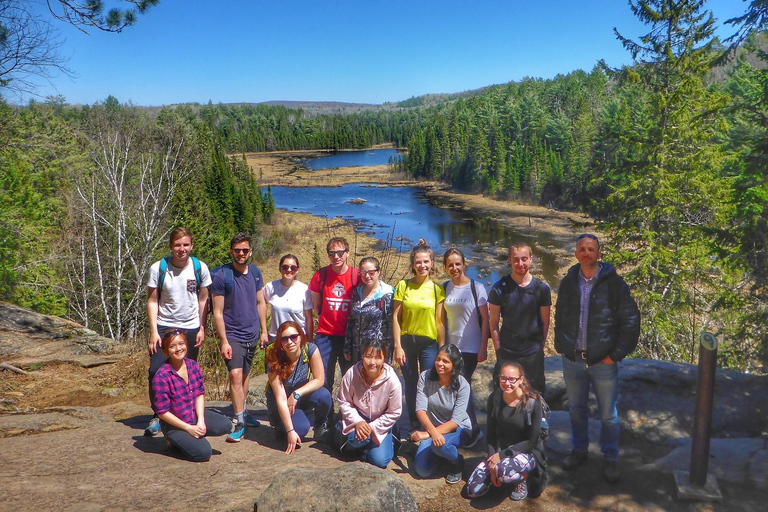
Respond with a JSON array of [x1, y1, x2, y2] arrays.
[[690, 332, 717, 485]]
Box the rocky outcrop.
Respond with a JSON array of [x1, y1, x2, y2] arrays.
[[0, 302, 120, 368], [254, 462, 417, 512]]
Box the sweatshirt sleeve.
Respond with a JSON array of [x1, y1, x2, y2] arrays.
[[369, 373, 402, 445], [337, 368, 365, 435]]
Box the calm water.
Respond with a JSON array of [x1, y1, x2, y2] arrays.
[[270, 184, 559, 288], [302, 149, 403, 170]]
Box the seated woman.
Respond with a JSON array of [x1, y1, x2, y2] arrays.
[[151, 330, 233, 462], [336, 338, 402, 468], [411, 343, 472, 484], [265, 321, 332, 454], [465, 361, 547, 501]]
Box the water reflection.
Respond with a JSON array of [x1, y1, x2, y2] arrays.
[[270, 184, 558, 288], [302, 149, 403, 170]]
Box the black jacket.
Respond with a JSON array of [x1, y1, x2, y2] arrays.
[[554, 262, 640, 364]]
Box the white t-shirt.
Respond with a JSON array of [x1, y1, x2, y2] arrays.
[[147, 258, 212, 329], [263, 279, 313, 341], [443, 279, 488, 354]]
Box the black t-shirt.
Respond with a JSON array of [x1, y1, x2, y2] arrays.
[[488, 275, 551, 357]]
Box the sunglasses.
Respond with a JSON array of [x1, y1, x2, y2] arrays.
[[360, 269, 379, 277], [499, 376, 522, 384], [327, 250, 346, 258], [281, 264, 298, 272], [577, 233, 599, 242], [280, 333, 300, 343], [232, 248, 251, 254], [162, 328, 185, 340]]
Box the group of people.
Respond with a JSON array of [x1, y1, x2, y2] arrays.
[[144, 227, 640, 502]]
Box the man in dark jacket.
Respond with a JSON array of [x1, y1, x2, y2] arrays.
[[554, 233, 640, 483]]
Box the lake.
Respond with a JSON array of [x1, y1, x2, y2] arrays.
[[302, 149, 403, 170], [270, 184, 559, 288]]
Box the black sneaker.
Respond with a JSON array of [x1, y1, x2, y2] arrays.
[[562, 449, 588, 470], [314, 422, 329, 440]]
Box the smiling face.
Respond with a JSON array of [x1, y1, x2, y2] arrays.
[[279, 325, 301, 355], [230, 241, 252, 266], [359, 261, 379, 286], [434, 351, 454, 377], [498, 364, 523, 394], [444, 253, 465, 281], [165, 335, 188, 364], [412, 251, 433, 277], [575, 237, 601, 271], [327, 243, 348, 270], [509, 247, 532, 279], [361, 347, 385, 380], [169, 235, 193, 265], [280, 257, 299, 280]]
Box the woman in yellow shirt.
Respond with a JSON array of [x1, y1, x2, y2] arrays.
[[393, 239, 446, 432]]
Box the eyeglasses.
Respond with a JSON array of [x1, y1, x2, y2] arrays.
[[280, 333, 300, 343], [577, 233, 599, 242], [232, 248, 251, 254], [327, 250, 347, 258], [281, 264, 298, 272], [499, 376, 522, 384], [360, 269, 379, 277]]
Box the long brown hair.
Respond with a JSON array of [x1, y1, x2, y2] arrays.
[[266, 321, 307, 381], [498, 361, 538, 405]]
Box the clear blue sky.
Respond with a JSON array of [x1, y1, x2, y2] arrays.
[[21, 0, 747, 106]]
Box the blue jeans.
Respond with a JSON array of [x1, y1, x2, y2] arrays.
[[314, 334, 351, 393], [562, 355, 620, 461], [161, 409, 232, 462], [343, 429, 395, 468], [266, 387, 332, 437], [401, 335, 439, 429], [413, 428, 469, 477]]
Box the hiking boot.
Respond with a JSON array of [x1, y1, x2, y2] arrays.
[[144, 417, 161, 437], [509, 480, 528, 501], [445, 456, 464, 484], [244, 414, 261, 428], [465, 429, 484, 449], [603, 459, 620, 483], [226, 422, 246, 443], [562, 449, 588, 471]]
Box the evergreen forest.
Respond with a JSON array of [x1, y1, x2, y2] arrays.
[[1, 0, 767, 373]]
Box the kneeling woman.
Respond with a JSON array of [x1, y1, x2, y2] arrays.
[[336, 338, 402, 468], [265, 321, 332, 454], [151, 330, 233, 462], [466, 361, 547, 501], [411, 344, 472, 484]]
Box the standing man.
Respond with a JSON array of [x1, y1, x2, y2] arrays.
[[145, 227, 212, 437], [555, 233, 640, 483], [488, 242, 551, 394], [310, 237, 359, 396], [211, 233, 268, 443]]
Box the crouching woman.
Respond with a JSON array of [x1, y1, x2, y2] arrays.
[[465, 361, 547, 501], [151, 330, 233, 462], [336, 338, 402, 468], [265, 321, 332, 454]]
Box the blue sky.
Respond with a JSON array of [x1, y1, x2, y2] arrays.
[[20, 0, 747, 106]]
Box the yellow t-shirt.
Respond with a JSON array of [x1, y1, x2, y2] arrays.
[[394, 279, 446, 340]]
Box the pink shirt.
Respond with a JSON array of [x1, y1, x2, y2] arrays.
[[337, 362, 402, 445]]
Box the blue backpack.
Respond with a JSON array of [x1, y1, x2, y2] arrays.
[[157, 256, 202, 293], [210, 263, 261, 296]]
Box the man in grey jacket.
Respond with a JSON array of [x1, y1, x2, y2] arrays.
[[554, 233, 640, 483]]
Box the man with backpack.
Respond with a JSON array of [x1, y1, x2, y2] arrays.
[[211, 233, 268, 443], [488, 242, 552, 394], [309, 237, 359, 399], [145, 227, 212, 437], [555, 233, 640, 483]]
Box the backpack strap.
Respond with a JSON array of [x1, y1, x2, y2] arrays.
[[470, 279, 482, 328], [158, 256, 202, 295], [223, 264, 235, 296], [191, 256, 202, 289], [157, 256, 170, 292], [318, 266, 328, 315]]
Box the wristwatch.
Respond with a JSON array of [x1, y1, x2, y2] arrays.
[[292, 391, 301, 400]]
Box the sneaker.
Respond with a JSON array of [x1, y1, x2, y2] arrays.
[[509, 480, 528, 501], [445, 456, 464, 484], [465, 429, 484, 449], [562, 449, 588, 471], [603, 460, 620, 483], [244, 414, 261, 428], [226, 422, 246, 443], [144, 417, 161, 437], [314, 422, 329, 441]]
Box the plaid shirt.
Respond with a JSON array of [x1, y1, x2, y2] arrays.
[[151, 359, 205, 425], [577, 264, 602, 352]]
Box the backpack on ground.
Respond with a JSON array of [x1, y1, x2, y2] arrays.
[[157, 256, 202, 293]]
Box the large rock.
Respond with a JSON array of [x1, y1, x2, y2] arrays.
[[472, 356, 768, 444], [254, 462, 417, 512]]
